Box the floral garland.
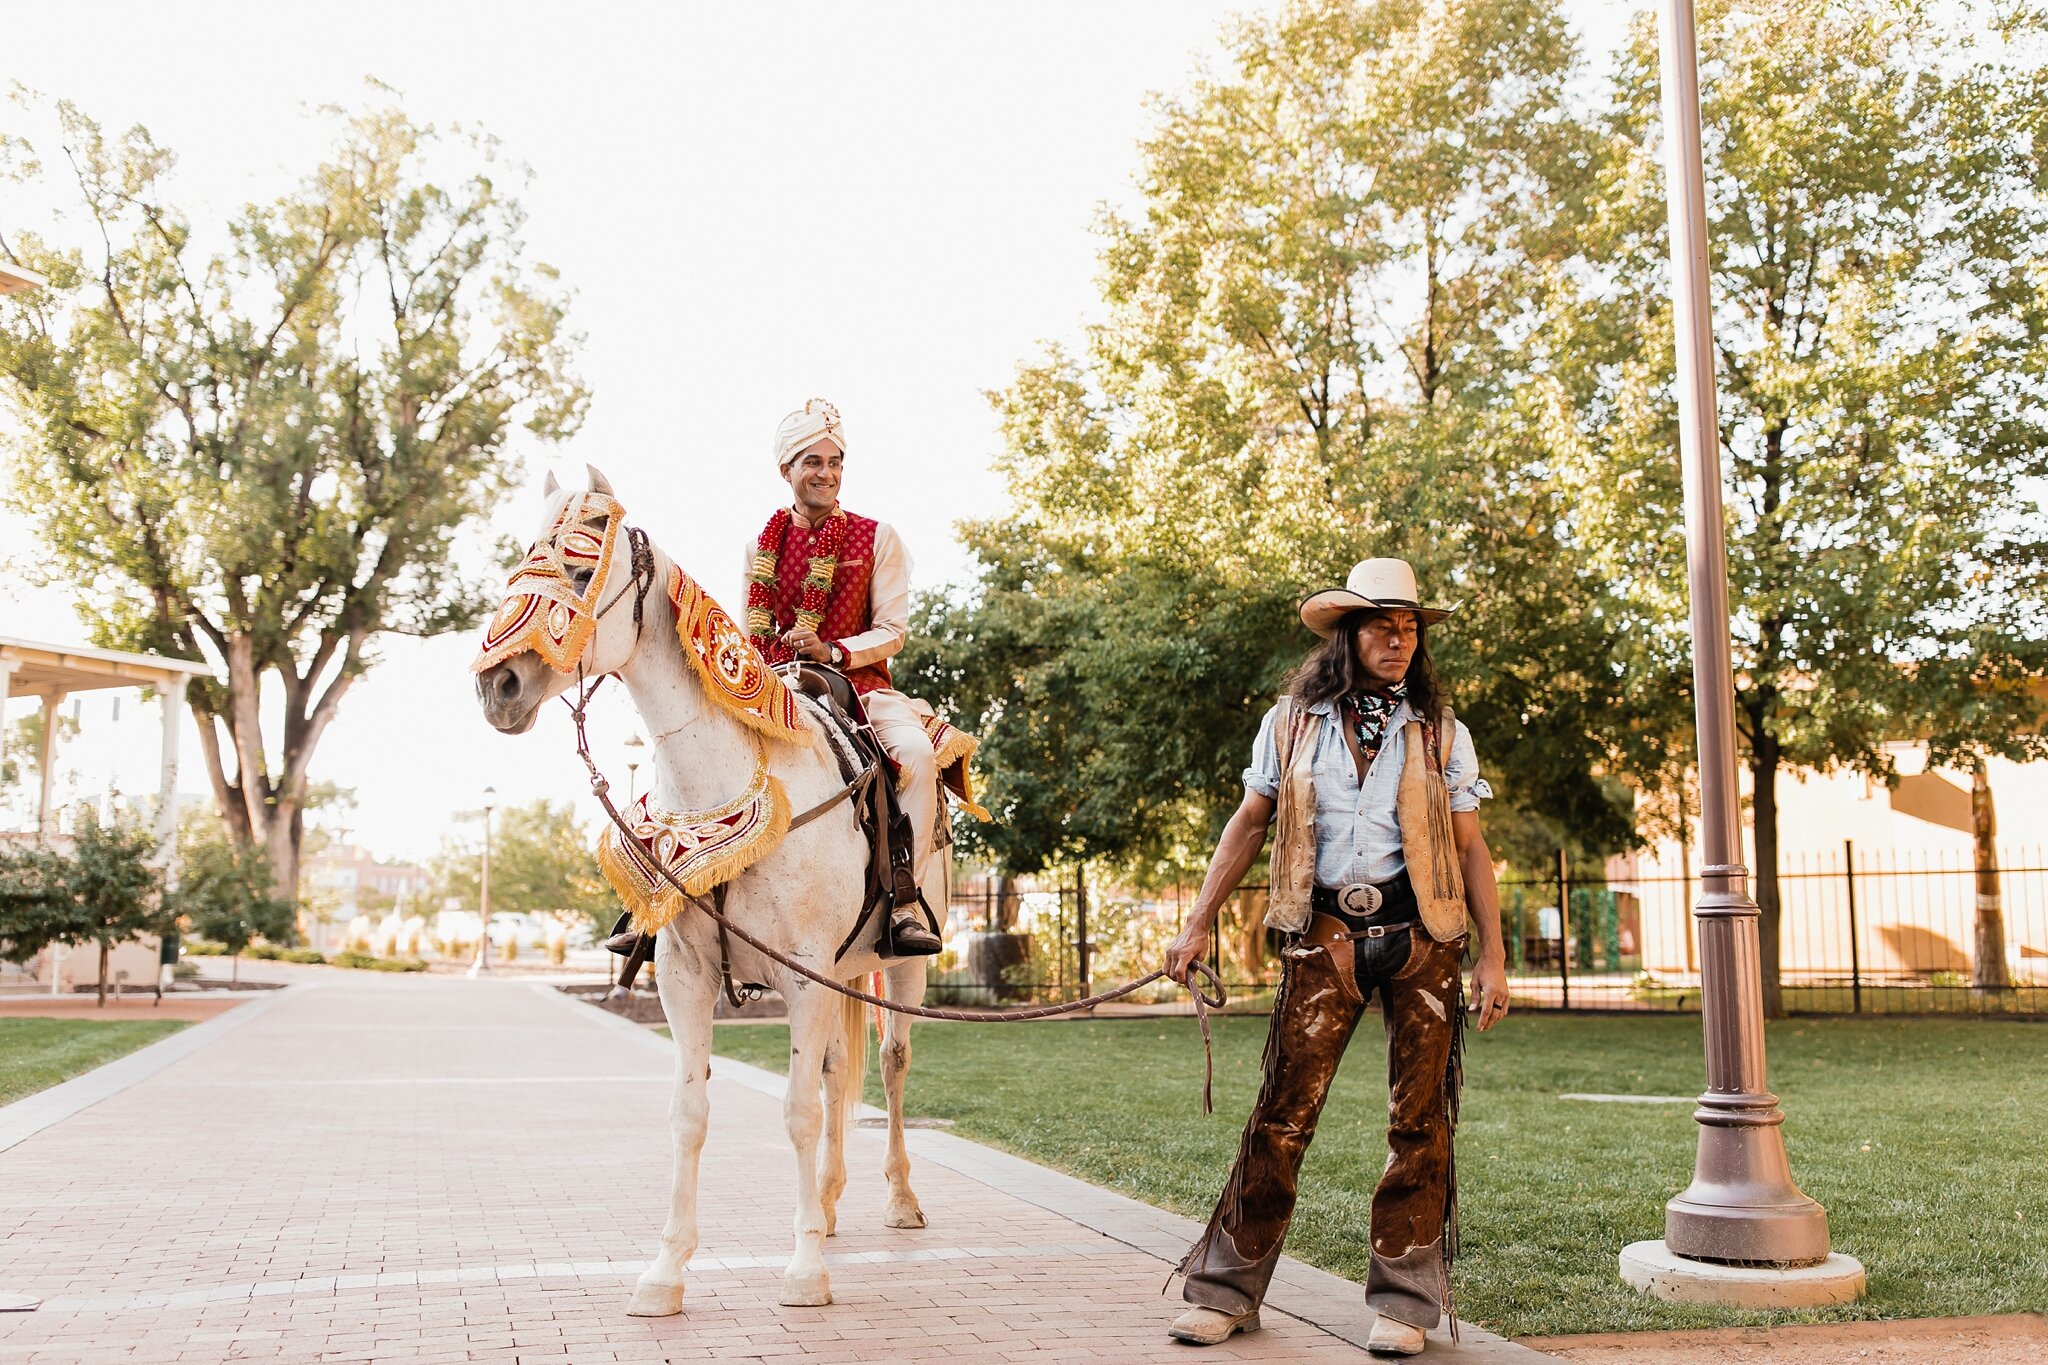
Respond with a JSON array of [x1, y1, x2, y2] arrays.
[[745, 506, 847, 665]]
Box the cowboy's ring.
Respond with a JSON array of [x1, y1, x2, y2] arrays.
[[1336, 883, 1384, 915]]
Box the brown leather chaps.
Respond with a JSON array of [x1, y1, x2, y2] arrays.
[[1178, 913, 1466, 1331]]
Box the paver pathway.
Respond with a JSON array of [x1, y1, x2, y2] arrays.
[[0, 971, 1546, 1364]]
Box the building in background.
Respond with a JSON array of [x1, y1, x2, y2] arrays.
[[300, 843, 432, 953]]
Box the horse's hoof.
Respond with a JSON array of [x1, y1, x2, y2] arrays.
[[884, 1199, 927, 1230], [626, 1280, 686, 1317], [778, 1271, 832, 1307], [823, 1212, 838, 1238]]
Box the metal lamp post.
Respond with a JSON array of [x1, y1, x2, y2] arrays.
[[467, 786, 497, 979], [625, 733, 645, 803], [1621, 0, 1863, 1303]]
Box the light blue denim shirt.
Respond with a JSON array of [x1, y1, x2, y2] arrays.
[[1243, 697, 1491, 887]]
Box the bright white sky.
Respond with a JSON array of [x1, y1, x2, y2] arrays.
[[4, 0, 1643, 863]]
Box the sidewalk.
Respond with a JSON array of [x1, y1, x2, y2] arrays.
[[0, 971, 1547, 1364]]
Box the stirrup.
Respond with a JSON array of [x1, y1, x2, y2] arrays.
[[883, 912, 942, 957]]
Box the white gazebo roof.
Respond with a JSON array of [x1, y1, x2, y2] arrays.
[[0, 637, 212, 694]]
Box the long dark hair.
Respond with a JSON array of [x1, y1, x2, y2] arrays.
[[1287, 610, 1446, 720]]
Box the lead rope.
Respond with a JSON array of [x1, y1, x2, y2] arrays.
[[567, 680, 1228, 1111]]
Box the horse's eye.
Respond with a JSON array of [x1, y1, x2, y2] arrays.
[[581, 515, 610, 530]]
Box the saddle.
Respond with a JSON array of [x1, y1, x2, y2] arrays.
[[606, 663, 942, 996]]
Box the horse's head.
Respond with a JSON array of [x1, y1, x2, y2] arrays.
[[472, 465, 657, 733]]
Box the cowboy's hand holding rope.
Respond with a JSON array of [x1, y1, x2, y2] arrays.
[[1472, 954, 1510, 1031]]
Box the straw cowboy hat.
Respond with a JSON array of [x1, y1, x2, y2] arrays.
[[1298, 558, 1458, 637]]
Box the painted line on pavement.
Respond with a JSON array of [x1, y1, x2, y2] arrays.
[[176, 1074, 669, 1087], [0, 985, 306, 1155], [28, 1243, 1097, 1313]]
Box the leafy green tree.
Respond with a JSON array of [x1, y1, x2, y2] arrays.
[[0, 91, 587, 904], [173, 819, 294, 983], [903, 0, 1673, 881], [0, 812, 172, 1005], [0, 842, 80, 967], [431, 799, 617, 934], [1546, 0, 2048, 1012]]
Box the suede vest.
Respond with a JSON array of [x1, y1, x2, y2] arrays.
[[766, 510, 892, 694], [1263, 696, 1469, 942]]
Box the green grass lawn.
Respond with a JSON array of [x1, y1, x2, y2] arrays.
[[0, 1017, 189, 1107], [711, 1012, 2047, 1337]]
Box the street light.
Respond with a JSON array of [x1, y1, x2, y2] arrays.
[[1622, 0, 1863, 1306], [467, 786, 497, 979], [624, 732, 645, 802]]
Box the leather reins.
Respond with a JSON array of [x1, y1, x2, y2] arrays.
[[562, 672, 1227, 1112]]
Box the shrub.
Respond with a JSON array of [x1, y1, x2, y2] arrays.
[[280, 948, 326, 964], [180, 940, 229, 956], [330, 950, 428, 973]]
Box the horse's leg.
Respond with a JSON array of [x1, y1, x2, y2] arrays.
[[779, 983, 838, 1306], [627, 920, 718, 1318], [816, 988, 865, 1238], [879, 955, 928, 1229]]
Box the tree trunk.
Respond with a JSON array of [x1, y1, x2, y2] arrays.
[[232, 950, 240, 985], [97, 940, 109, 1007], [1235, 889, 1269, 984], [1972, 761, 2012, 991], [995, 875, 1020, 932], [1750, 738, 1785, 1019]]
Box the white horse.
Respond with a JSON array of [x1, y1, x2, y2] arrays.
[[474, 468, 933, 1314]]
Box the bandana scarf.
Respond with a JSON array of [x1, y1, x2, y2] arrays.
[[1344, 681, 1408, 772], [594, 746, 792, 934], [745, 507, 848, 665], [670, 566, 811, 743]]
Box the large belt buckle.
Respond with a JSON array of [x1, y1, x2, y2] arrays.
[[1336, 882, 1384, 916]]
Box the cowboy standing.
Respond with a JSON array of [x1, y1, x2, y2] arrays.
[[1162, 558, 1509, 1357], [745, 398, 943, 956]]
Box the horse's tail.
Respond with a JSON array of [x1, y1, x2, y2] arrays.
[[837, 986, 869, 1133]]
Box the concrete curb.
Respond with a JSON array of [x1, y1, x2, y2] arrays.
[[0, 984, 306, 1155]]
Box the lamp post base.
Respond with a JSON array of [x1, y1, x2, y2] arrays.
[[1621, 1240, 1865, 1308]]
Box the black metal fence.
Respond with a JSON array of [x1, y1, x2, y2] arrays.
[[932, 845, 2048, 1017]]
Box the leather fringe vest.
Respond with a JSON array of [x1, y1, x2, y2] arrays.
[[1263, 696, 1469, 943]]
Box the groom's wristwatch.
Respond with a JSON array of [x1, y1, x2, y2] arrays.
[[827, 642, 846, 668]]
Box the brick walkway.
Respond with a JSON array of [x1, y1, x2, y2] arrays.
[[0, 971, 1546, 1364]]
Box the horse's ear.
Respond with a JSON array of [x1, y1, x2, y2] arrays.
[[543, 469, 561, 497], [586, 464, 615, 498]]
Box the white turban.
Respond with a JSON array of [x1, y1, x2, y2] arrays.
[[773, 398, 847, 471]]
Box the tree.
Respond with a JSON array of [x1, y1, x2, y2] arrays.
[[0, 90, 587, 904], [174, 818, 294, 983], [0, 842, 80, 968], [1550, 0, 2048, 1012], [901, 0, 1676, 881], [0, 812, 172, 1005], [431, 799, 617, 934]]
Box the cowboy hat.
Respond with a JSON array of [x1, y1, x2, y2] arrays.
[[1298, 558, 1457, 637]]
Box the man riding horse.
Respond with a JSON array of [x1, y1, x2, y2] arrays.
[[744, 398, 943, 956]]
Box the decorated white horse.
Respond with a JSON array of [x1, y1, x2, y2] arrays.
[[473, 469, 958, 1315]]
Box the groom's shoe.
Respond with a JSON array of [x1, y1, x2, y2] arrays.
[[886, 912, 943, 956], [605, 929, 648, 957]]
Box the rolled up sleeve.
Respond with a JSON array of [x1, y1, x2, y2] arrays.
[[1445, 720, 1493, 813], [1242, 704, 1283, 799]]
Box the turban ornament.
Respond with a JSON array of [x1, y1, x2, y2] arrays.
[[773, 398, 846, 471]]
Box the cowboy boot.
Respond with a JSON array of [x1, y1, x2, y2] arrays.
[[1366, 1315, 1427, 1356], [1167, 1306, 1261, 1346]]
